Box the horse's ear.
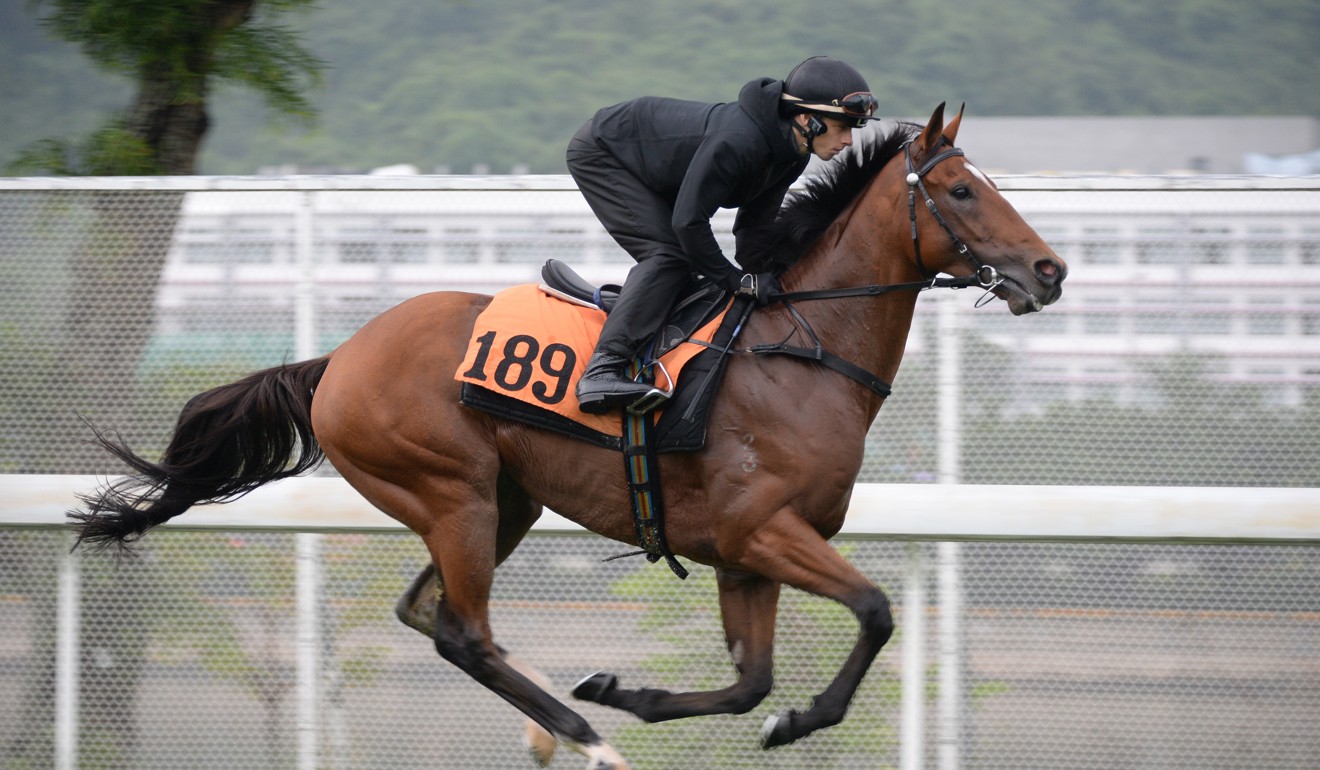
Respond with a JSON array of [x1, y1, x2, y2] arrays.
[[943, 102, 965, 145], [917, 102, 947, 152]]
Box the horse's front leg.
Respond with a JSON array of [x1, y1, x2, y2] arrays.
[[734, 508, 895, 749], [572, 568, 780, 721]]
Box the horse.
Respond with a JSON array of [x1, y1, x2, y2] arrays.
[[70, 103, 1066, 770]]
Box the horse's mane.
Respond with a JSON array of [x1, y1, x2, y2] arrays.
[[739, 121, 923, 273]]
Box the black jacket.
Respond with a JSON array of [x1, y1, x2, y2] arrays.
[[589, 77, 808, 289]]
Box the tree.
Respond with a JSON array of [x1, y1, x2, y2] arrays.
[[8, 0, 326, 473], [3, 4, 323, 766], [15, 0, 323, 175]]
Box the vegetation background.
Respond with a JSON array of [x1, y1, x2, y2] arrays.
[[3, 0, 1318, 175]]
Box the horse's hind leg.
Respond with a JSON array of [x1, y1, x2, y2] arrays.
[[424, 531, 627, 769], [395, 470, 543, 637], [393, 472, 569, 767], [413, 476, 626, 770], [395, 563, 441, 636], [395, 563, 559, 765], [395, 564, 559, 765], [573, 568, 780, 721]]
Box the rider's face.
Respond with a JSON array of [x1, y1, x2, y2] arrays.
[[814, 117, 856, 161], [796, 115, 856, 161]]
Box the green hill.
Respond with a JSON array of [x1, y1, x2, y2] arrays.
[[2, 0, 1317, 175]]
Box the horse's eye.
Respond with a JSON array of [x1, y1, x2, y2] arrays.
[[951, 184, 973, 200]]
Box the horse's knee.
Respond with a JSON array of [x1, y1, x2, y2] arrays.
[[856, 589, 894, 647]]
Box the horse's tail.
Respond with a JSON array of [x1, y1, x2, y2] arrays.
[[69, 356, 332, 552]]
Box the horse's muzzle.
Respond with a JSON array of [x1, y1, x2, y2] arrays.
[[996, 255, 1066, 315]]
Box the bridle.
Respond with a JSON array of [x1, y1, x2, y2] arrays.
[[772, 139, 1002, 305], [740, 139, 1006, 398], [904, 141, 998, 292]]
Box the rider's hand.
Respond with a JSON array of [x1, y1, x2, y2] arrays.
[[735, 272, 779, 306]]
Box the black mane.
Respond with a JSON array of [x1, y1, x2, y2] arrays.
[[739, 121, 923, 273]]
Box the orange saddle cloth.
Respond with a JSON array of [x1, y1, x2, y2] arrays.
[[455, 283, 731, 442]]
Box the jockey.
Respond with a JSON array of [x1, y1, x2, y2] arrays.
[[567, 56, 879, 414]]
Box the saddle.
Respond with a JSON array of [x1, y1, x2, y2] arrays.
[[540, 259, 731, 361], [456, 260, 752, 453]]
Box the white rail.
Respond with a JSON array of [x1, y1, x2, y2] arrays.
[[6, 475, 1317, 543]]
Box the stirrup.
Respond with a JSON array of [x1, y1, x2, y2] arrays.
[[626, 360, 675, 415]]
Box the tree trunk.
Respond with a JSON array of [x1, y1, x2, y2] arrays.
[[65, 48, 214, 765], [124, 62, 209, 175]]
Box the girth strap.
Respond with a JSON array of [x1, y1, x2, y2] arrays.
[[619, 358, 688, 579]]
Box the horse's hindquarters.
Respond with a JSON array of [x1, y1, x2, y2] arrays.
[[312, 291, 495, 532]]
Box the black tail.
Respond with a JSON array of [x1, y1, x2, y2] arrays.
[[69, 357, 331, 552]]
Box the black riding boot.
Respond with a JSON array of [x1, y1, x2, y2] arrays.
[[575, 254, 689, 414], [575, 349, 654, 415]]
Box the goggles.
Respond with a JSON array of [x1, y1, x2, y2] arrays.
[[833, 91, 879, 119], [783, 90, 878, 125]]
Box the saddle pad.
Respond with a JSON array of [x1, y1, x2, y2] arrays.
[[455, 283, 730, 439]]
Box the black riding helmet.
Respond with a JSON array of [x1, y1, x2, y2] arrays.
[[781, 56, 878, 129]]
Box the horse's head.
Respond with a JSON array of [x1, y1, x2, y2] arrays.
[[899, 103, 1067, 314]]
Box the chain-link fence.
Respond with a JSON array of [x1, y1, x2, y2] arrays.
[[2, 529, 1316, 770], [2, 176, 1318, 769], [3, 176, 1318, 483]]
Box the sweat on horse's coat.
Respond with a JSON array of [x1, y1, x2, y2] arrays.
[[69, 103, 1066, 770]]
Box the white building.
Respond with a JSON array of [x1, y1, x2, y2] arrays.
[[153, 118, 1320, 409], [153, 177, 1320, 411]]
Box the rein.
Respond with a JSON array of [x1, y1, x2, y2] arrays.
[[750, 140, 1001, 398]]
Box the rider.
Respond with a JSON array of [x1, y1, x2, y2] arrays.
[[566, 56, 879, 414]]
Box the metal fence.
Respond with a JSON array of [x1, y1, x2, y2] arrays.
[[1, 175, 1319, 769], [3, 175, 1319, 482], [2, 484, 1318, 770]]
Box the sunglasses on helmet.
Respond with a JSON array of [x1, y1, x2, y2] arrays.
[[833, 92, 879, 119]]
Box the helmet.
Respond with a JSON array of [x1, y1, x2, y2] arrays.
[[782, 56, 878, 127]]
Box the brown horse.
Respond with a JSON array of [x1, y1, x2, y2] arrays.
[[72, 104, 1065, 770]]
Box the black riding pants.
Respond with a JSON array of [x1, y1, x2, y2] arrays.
[[566, 120, 695, 360]]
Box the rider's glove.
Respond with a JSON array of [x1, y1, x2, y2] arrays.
[[735, 272, 779, 306]]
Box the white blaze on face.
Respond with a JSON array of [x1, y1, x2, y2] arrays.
[[965, 162, 997, 191]]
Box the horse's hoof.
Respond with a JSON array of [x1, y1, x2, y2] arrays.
[[760, 709, 797, 749], [583, 744, 630, 770], [522, 719, 557, 767], [571, 671, 619, 703]]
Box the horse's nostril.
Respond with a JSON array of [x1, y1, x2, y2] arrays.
[[1035, 259, 1065, 284]]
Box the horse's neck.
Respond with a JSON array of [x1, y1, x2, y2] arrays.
[[779, 183, 923, 416]]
